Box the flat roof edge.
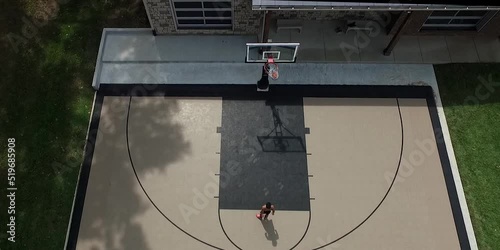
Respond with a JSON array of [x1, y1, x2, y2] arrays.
[[252, 1, 500, 10]]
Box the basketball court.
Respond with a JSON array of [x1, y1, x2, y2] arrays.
[[66, 42, 472, 250], [64, 84, 470, 250]]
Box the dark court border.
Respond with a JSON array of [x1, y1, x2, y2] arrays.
[[66, 84, 470, 250], [66, 93, 104, 250]]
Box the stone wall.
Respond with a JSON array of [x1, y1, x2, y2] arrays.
[[144, 0, 262, 35], [233, 0, 263, 34], [143, 0, 390, 35], [144, 0, 500, 37], [144, 0, 175, 34]]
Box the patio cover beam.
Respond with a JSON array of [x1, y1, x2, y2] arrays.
[[383, 11, 412, 56], [252, 0, 500, 10]]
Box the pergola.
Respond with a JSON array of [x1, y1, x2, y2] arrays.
[[254, 0, 500, 10], [258, 0, 500, 56]]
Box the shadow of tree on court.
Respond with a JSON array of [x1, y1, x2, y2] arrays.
[[76, 94, 194, 250], [127, 96, 192, 172]]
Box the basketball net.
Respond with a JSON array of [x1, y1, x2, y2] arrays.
[[264, 58, 279, 80]]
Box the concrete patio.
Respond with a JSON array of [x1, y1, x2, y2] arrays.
[[92, 28, 500, 89], [92, 29, 441, 88], [268, 20, 500, 63]]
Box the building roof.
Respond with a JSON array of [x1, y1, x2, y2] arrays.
[[286, 0, 498, 5], [253, 0, 500, 10]]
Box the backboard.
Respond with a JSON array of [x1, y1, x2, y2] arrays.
[[246, 43, 300, 63]]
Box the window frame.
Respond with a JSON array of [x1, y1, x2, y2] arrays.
[[170, 0, 234, 30], [421, 10, 488, 31]]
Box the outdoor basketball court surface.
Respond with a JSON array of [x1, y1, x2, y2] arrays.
[[66, 85, 470, 250]]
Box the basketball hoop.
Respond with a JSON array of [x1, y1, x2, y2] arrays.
[[264, 58, 279, 80]]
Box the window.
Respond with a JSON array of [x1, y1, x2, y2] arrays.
[[421, 10, 488, 31], [172, 0, 233, 30]]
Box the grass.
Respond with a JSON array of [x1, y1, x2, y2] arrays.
[[0, 0, 148, 249], [435, 63, 500, 250]]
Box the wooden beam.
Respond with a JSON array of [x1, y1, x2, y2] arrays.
[[262, 11, 273, 43], [383, 11, 412, 56]]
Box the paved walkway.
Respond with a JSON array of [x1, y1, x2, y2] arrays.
[[93, 28, 500, 88], [93, 29, 449, 88]]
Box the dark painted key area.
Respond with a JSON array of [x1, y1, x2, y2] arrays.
[[219, 97, 310, 211]]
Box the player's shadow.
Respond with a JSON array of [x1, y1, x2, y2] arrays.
[[261, 219, 280, 247]]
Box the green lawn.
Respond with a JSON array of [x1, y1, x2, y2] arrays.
[[0, 0, 148, 249], [435, 64, 500, 250]]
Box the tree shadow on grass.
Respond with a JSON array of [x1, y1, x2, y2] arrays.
[[434, 64, 500, 107], [0, 0, 149, 249]]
